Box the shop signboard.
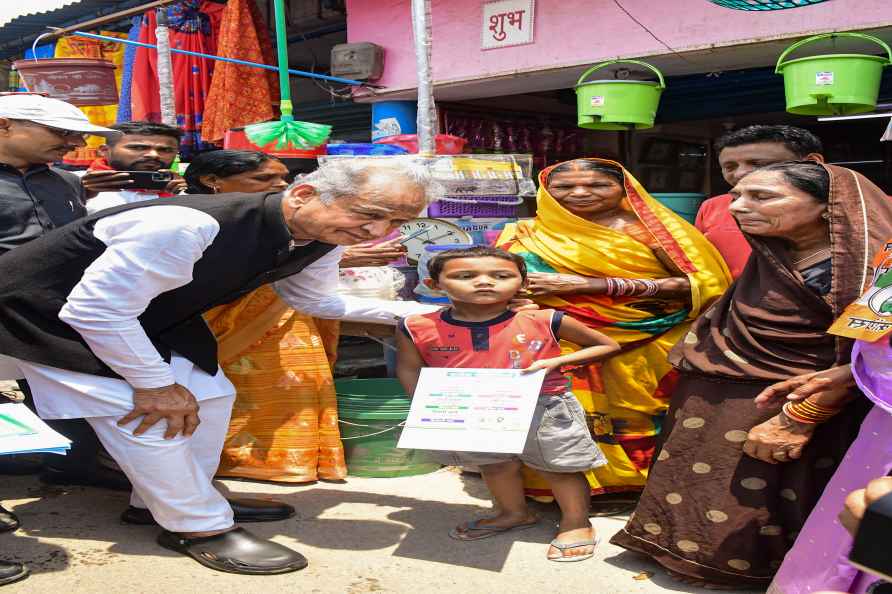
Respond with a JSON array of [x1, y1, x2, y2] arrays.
[[482, 0, 535, 50]]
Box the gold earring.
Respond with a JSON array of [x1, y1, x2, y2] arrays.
[[822, 212, 830, 221]]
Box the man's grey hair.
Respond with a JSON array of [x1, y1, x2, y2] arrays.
[[292, 157, 445, 205]]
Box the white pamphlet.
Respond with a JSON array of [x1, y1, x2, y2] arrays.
[[397, 368, 545, 454], [0, 403, 71, 456]]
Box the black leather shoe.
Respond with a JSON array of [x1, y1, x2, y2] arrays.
[[229, 498, 296, 522], [122, 498, 296, 526], [39, 466, 132, 492], [0, 506, 19, 533], [157, 527, 307, 575], [0, 560, 28, 586]]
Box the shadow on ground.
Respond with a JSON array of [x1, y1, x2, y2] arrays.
[[0, 473, 762, 592], [2, 474, 556, 574]]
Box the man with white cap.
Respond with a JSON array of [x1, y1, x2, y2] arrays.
[[0, 93, 122, 252], [0, 93, 123, 586]]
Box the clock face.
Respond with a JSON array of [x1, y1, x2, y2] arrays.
[[399, 218, 474, 263]]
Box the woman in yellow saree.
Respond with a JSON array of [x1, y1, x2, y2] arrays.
[[497, 158, 730, 503]]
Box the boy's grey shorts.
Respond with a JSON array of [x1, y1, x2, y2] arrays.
[[430, 392, 608, 473]]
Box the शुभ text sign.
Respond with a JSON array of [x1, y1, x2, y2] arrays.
[[482, 0, 535, 50]]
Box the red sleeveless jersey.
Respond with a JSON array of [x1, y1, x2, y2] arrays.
[[401, 308, 568, 395]]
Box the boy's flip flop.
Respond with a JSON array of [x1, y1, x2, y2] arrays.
[[448, 518, 539, 541], [547, 533, 601, 562]]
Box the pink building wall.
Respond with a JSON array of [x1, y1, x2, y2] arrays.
[[346, 0, 892, 94]]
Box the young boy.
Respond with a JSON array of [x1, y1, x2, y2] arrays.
[[396, 246, 619, 562]]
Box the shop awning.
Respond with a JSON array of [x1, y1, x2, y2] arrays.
[[0, 0, 150, 59], [1, 2, 88, 27]]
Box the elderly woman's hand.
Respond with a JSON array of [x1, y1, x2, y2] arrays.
[[743, 413, 816, 464], [754, 365, 854, 410], [340, 237, 408, 268], [524, 272, 604, 296]]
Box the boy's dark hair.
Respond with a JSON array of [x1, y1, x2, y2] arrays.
[[714, 125, 823, 157], [108, 121, 183, 143], [428, 246, 527, 282]]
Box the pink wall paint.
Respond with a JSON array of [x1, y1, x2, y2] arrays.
[[346, 0, 892, 93]]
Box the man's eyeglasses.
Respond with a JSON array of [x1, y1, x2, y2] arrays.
[[13, 120, 88, 140]]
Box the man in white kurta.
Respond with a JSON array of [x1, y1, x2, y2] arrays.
[[0, 159, 439, 575]]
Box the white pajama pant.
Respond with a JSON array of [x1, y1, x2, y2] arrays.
[[86, 394, 236, 533], [0, 352, 237, 533]]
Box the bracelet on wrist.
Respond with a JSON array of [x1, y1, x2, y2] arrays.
[[782, 400, 841, 424], [638, 279, 659, 297], [604, 277, 660, 298]]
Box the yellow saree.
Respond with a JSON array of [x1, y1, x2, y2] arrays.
[[207, 285, 347, 483], [497, 159, 730, 497]]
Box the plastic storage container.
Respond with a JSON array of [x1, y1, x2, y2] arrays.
[[372, 101, 417, 140], [335, 378, 441, 478], [428, 195, 524, 218], [14, 58, 118, 106], [373, 134, 467, 155], [325, 143, 409, 156], [775, 32, 891, 116]]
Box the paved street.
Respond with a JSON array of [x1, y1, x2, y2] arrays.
[[0, 469, 755, 594]]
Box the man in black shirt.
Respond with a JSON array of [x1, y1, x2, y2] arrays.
[[0, 93, 121, 587], [0, 95, 121, 251]]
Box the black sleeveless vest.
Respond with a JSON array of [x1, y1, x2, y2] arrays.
[[0, 192, 336, 379]]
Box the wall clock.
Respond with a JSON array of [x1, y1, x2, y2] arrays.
[[398, 218, 473, 263]]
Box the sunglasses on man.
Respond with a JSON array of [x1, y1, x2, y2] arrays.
[[12, 119, 89, 140]]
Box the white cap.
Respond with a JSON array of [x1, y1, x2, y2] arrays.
[[0, 94, 123, 140]]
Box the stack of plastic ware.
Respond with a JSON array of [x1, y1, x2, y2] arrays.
[[325, 143, 408, 156], [425, 154, 534, 249]]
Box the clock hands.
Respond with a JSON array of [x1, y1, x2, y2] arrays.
[[423, 231, 455, 244], [399, 228, 429, 244], [401, 228, 455, 245]]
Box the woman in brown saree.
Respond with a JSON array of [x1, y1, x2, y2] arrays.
[[611, 162, 892, 588]]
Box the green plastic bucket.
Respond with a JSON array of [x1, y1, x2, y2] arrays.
[[776, 32, 892, 116], [335, 378, 440, 478], [652, 193, 705, 225], [575, 59, 665, 131]]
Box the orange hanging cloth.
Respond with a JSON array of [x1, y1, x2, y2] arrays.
[[201, 0, 279, 144]]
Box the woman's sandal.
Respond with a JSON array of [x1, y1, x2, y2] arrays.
[[547, 533, 601, 562], [448, 518, 539, 541]]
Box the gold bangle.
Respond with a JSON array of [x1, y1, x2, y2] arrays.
[[784, 400, 840, 424]]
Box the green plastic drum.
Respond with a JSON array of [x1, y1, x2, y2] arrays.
[[575, 59, 665, 131], [335, 378, 441, 478], [776, 33, 892, 116]]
